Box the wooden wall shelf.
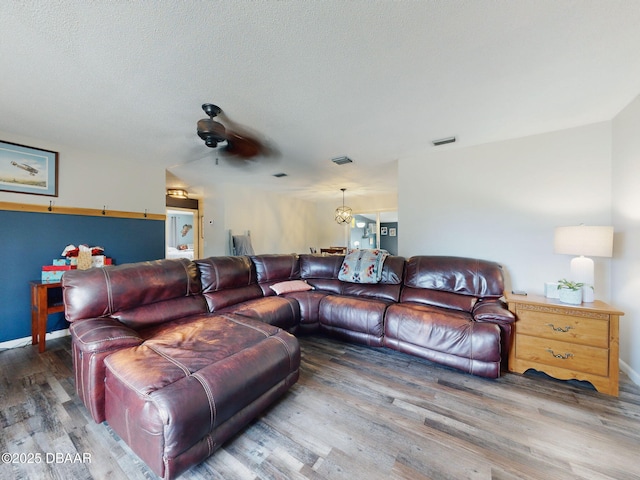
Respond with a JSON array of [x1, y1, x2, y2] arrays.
[[0, 201, 165, 221]]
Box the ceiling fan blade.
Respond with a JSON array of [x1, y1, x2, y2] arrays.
[[224, 130, 264, 158]]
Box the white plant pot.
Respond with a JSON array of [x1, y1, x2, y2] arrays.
[[558, 288, 582, 305]]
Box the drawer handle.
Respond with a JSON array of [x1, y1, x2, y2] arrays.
[[546, 349, 574, 360], [545, 323, 573, 333]]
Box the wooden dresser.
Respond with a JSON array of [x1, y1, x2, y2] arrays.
[[506, 293, 623, 396]]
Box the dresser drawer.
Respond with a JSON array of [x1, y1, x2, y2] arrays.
[[515, 306, 609, 348], [514, 334, 609, 376]]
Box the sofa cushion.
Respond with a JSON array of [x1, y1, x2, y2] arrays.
[[341, 255, 405, 302], [401, 286, 477, 313], [338, 248, 389, 284], [252, 254, 301, 296], [111, 296, 210, 330], [299, 254, 344, 293], [282, 290, 330, 333], [384, 302, 502, 377], [403, 256, 505, 298], [63, 258, 206, 326], [319, 295, 390, 347], [228, 296, 301, 332], [385, 303, 500, 361], [400, 256, 505, 312], [196, 256, 263, 311]]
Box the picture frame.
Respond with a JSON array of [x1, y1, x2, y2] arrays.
[[389, 227, 397, 237], [380, 226, 388, 235], [0, 140, 59, 197]]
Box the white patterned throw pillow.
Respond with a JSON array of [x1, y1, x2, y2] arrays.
[[338, 248, 389, 284]]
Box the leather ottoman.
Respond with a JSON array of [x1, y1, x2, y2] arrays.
[[103, 313, 300, 479]]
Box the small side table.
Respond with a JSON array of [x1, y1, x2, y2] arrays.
[[29, 280, 65, 353], [506, 293, 623, 396]]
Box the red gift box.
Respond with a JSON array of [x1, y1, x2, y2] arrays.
[[42, 265, 76, 271]]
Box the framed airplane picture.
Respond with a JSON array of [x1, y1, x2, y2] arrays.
[[0, 140, 59, 196]]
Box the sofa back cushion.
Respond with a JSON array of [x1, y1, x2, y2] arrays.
[[299, 254, 344, 293], [63, 258, 207, 328], [196, 256, 263, 311], [341, 255, 405, 301], [401, 256, 505, 312], [251, 254, 301, 296]]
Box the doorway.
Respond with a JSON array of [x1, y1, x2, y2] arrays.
[[349, 211, 398, 255], [166, 207, 200, 260]]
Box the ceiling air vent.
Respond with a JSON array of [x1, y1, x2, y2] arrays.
[[432, 136, 456, 146], [331, 156, 353, 165]]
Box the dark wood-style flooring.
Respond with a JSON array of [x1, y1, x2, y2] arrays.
[[1, 335, 639, 480]]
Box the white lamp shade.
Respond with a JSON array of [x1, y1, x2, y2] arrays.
[[554, 226, 614, 258]]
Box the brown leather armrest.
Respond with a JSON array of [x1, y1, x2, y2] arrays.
[[472, 300, 515, 324], [70, 317, 143, 354]]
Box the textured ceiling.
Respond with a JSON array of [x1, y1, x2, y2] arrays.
[[2, 1, 640, 201]]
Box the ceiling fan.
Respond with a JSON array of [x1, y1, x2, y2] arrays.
[[196, 103, 266, 159]]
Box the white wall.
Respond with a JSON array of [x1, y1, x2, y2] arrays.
[[398, 122, 613, 298], [612, 93, 640, 385], [201, 184, 319, 256], [315, 192, 398, 250], [200, 184, 227, 256], [0, 131, 165, 214]]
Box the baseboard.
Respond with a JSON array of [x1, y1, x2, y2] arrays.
[[620, 359, 640, 387], [0, 329, 70, 351]]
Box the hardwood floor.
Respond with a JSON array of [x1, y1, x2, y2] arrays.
[[1, 335, 639, 480]]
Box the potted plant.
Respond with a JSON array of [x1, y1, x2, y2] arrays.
[[557, 279, 583, 305]]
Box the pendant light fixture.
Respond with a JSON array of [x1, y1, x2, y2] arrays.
[[334, 188, 353, 225]]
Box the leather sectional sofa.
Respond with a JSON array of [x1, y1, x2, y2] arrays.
[[62, 253, 514, 479]]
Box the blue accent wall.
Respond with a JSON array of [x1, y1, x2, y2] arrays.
[[380, 222, 398, 255], [0, 209, 165, 343]]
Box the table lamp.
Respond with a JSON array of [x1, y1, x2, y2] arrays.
[[554, 225, 614, 303]]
